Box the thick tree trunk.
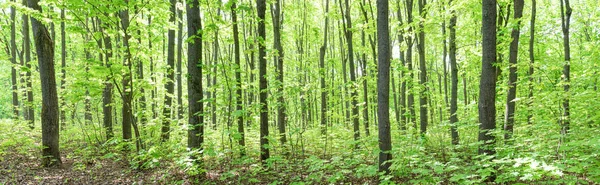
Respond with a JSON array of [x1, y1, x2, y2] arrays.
[[186, 0, 204, 164], [479, 0, 497, 157], [448, 0, 459, 145], [257, 0, 270, 162], [559, 0, 571, 134], [377, 0, 392, 173], [120, 2, 133, 141], [29, 0, 62, 167], [504, 0, 524, 141]]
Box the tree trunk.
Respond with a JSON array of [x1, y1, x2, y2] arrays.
[[405, 0, 416, 130], [559, 0, 571, 134], [186, 0, 204, 165], [448, 0, 459, 145], [120, 1, 133, 141], [29, 0, 62, 167], [232, 0, 246, 155], [22, 0, 34, 128], [257, 0, 270, 162], [377, 0, 392, 173], [343, 0, 361, 147], [102, 22, 114, 140], [479, 0, 497, 157], [272, 0, 287, 147], [528, 0, 536, 125], [10, 1, 20, 120], [60, 8, 67, 130], [161, 0, 177, 142], [504, 0, 524, 141], [177, 0, 184, 119], [319, 0, 330, 136], [417, 0, 428, 137]]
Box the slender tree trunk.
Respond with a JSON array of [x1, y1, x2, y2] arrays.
[[10, 1, 20, 120], [479, 0, 497, 158], [177, 0, 184, 119], [102, 20, 114, 140], [405, 0, 416, 130], [417, 0, 428, 137], [59, 8, 67, 130], [29, 0, 62, 167], [449, 0, 459, 145], [319, 0, 330, 136], [149, 16, 157, 120], [186, 0, 204, 166], [559, 0, 571, 134], [343, 0, 361, 147], [22, 0, 34, 128], [232, 1, 246, 155], [272, 0, 287, 146], [161, 0, 177, 142], [84, 48, 93, 124], [528, 0, 536, 125], [257, 0, 270, 162], [377, 0, 392, 173], [359, 0, 370, 137], [396, 1, 406, 129], [504, 0, 524, 141]]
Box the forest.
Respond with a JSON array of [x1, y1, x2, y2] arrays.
[[0, 0, 599, 184]]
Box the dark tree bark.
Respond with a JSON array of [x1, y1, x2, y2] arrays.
[[84, 47, 92, 124], [448, 0, 459, 145], [59, 8, 67, 130], [232, 0, 246, 154], [396, 1, 407, 129], [29, 0, 62, 167], [343, 0, 361, 147], [358, 0, 370, 137], [149, 16, 156, 119], [479, 0, 497, 157], [22, 0, 34, 129], [417, 0, 428, 137], [162, 0, 177, 142], [186, 0, 204, 164], [135, 14, 147, 129], [559, 0, 571, 134], [404, 0, 416, 130], [528, 0, 536, 125], [504, 0, 524, 141], [377, 0, 392, 173], [10, 1, 19, 120], [177, 0, 184, 119], [319, 0, 330, 136], [271, 0, 287, 146], [257, 0, 270, 162], [102, 20, 114, 140], [120, 1, 133, 140]]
